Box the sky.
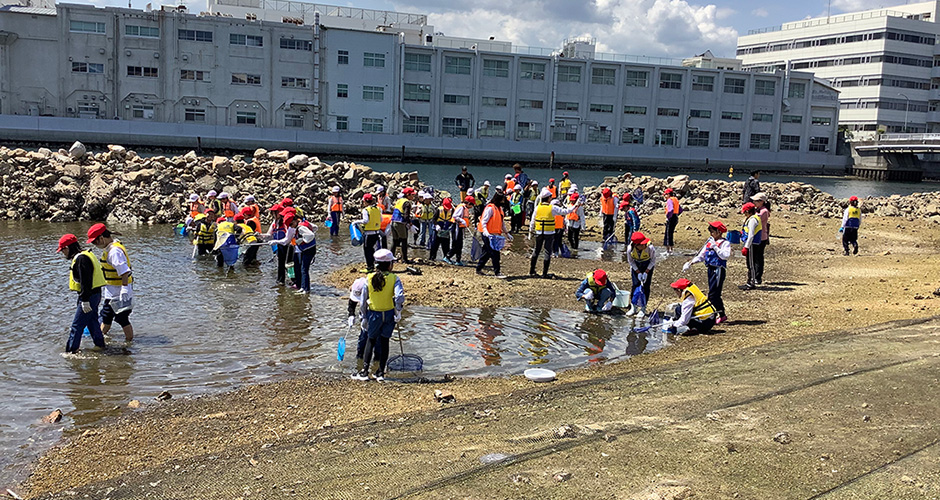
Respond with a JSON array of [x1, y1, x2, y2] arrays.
[[100, 0, 921, 58]]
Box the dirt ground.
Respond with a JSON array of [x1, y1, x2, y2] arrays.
[[18, 210, 940, 498]]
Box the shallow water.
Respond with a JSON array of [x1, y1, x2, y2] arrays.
[[0, 221, 665, 485]]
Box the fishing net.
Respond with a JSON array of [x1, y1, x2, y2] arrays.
[[387, 335, 423, 371]]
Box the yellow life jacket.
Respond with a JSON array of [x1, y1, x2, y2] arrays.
[[534, 203, 555, 232], [217, 221, 236, 235], [436, 207, 453, 223], [237, 223, 258, 244], [559, 178, 571, 195], [476, 187, 488, 205], [99, 241, 133, 286], [681, 284, 716, 319], [847, 206, 860, 220], [743, 214, 763, 241], [195, 217, 216, 245], [364, 205, 382, 231], [366, 272, 397, 312], [630, 246, 651, 263], [69, 250, 107, 292], [585, 273, 606, 295], [418, 203, 434, 220]]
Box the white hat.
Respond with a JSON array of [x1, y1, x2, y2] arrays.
[[332, 186, 341, 193], [350, 277, 367, 301], [374, 249, 396, 262], [466, 188, 474, 195], [376, 186, 385, 193], [539, 188, 553, 199], [422, 192, 432, 199], [505, 174, 511, 179], [219, 192, 230, 199], [531, 180, 539, 185], [207, 190, 218, 197], [484, 181, 491, 186], [751, 192, 767, 202], [570, 184, 578, 193], [514, 185, 522, 191], [189, 194, 199, 202], [244, 195, 255, 202]]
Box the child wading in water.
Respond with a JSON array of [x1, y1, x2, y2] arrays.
[[683, 221, 731, 324], [841, 196, 861, 255]]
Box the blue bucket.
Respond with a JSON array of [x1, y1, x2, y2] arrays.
[[727, 230, 741, 244]]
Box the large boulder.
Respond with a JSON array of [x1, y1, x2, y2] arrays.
[[287, 154, 309, 168], [68, 141, 86, 159], [268, 150, 290, 161]]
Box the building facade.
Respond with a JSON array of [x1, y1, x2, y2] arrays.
[[0, 0, 842, 167], [738, 1, 940, 136]]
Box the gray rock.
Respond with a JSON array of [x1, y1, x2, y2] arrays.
[[68, 141, 86, 159]]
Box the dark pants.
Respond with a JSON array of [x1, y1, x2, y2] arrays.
[[295, 245, 317, 292], [567, 226, 581, 249], [276, 244, 289, 284], [689, 316, 716, 334], [476, 236, 501, 275], [363, 233, 382, 271], [745, 247, 757, 286], [624, 221, 636, 247], [664, 216, 678, 247], [67, 292, 105, 353], [529, 232, 553, 275], [602, 214, 615, 241], [362, 309, 396, 377], [631, 267, 653, 303], [391, 237, 409, 263], [354, 327, 368, 371], [553, 229, 565, 254], [510, 211, 524, 233], [330, 211, 341, 236], [100, 299, 132, 328], [707, 265, 726, 316], [585, 286, 615, 312], [197, 243, 213, 256], [843, 228, 858, 254], [753, 240, 767, 283], [430, 234, 450, 260], [449, 227, 465, 262], [243, 245, 259, 266]]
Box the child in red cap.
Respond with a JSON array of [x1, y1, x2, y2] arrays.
[[668, 278, 717, 335], [575, 269, 617, 312], [627, 231, 656, 317], [840, 196, 861, 255], [740, 202, 761, 290], [683, 221, 731, 323]]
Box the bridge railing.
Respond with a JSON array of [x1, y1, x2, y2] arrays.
[[878, 133, 940, 142]]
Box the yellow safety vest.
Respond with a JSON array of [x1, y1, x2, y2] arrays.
[[99, 241, 133, 286], [585, 273, 606, 295], [534, 203, 555, 232], [630, 246, 651, 262], [236, 223, 258, 244], [366, 272, 397, 312], [743, 214, 763, 241], [69, 250, 107, 292], [560, 178, 571, 196], [194, 216, 216, 245], [217, 221, 235, 235], [847, 206, 860, 220], [476, 187, 488, 205], [436, 207, 453, 223], [682, 284, 716, 319], [364, 206, 382, 231], [418, 204, 434, 220]]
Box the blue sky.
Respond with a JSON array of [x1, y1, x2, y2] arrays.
[[112, 0, 904, 57]]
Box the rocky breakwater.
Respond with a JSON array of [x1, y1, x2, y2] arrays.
[[0, 143, 422, 223], [584, 173, 940, 222]]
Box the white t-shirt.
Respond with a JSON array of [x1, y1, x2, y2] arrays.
[[102, 243, 134, 300]]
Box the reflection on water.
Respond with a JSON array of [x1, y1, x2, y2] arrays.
[[0, 220, 667, 485]]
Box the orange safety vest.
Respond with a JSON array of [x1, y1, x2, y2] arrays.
[[566, 206, 580, 221], [548, 186, 557, 198], [665, 196, 680, 216], [477, 204, 504, 235], [330, 196, 343, 212], [222, 201, 236, 219], [189, 202, 203, 219], [452, 205, 470, 228], [380, 213, 392, 231], [601, 196, 616, 215], [554, 213, 564, 229], [505, 179, 516, 191]]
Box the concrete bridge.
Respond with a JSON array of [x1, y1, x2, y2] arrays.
[[850, 133, 940, 181]]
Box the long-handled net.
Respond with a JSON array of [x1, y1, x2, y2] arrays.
[[387, 329, 423, 372]]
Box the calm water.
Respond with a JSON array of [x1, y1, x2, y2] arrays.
[[368, 161, 940, 199], [0, 221, 663, 486]]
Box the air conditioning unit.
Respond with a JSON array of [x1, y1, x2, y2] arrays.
[[478, 119, 486, 129]]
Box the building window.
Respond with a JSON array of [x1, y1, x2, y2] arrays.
[[336, 83, 348, 98], [520, 62, 546, 80], [588, 127, 611, 143], [782, 114, 802, 123], [692, 74, 714, 91], [479, 120, 507, 138], [517, 122, 542, 140], [72, 62, 104, 74], [809, 136, 830, 152], [230, 33, 263, 47], [655, 129, 677, 146], [231, 73, 261, 85], [70, 20, 105, 34], [180, 70, 209, 81], [659, 72, 682, 90], [752, 113, 774, 122], [788, 82, 806, 98], [558, 66, 581, 83], [127, 66, 158, 77], [721, 111, 742, 120], [591, 67, 615, 85], [552, 124, 578, 142], [362, 118, 383, 133], [445, 56, 471, 75], [622, 127, 645, 144], [556, 101, 579, 112], [483, 59, 509, 77], [236, 111, 257, 125], [281, 77, 309, 88], [125, 25, 159, 38], [280, 38, 312, 51], [403, 116, 430, 134], [719, 132, 740, 148], [689, 109, 711, 119], [624, 105, 647, 115], [625, 70, 648, 87], [337, 50, 349, 64], [482, 96, 508, 107], [285, 114, 304, 128], [812, 116, 832, 126], [404, 83, 431, 102], [404, 52, 431, 71], [131, 105, 154, 119], [657, 108, 680, 117], [749, 133, 771, 150], [755, 80, 776, 96], [184, 108, 206, 122], [724, 77, 745, 94], [444, 94, 470, 105], [363, 52, 385, 67], [519, 99, 543, 109], [362, 85, 385, 101], [780, 135, 801, 151], [687, 130, 710, 147], [336, 116, 348, 130], [442, 117, 468, 136], [590, 103, 614, 113], [178, 29, 212, 42]]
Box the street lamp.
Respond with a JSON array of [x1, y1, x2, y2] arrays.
[[898, 92, 910, 133]]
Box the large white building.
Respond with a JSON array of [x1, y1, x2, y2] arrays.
[[737, 1, 940, 137], [0, 0, 843, 169]]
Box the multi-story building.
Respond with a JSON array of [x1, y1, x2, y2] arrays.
[[737, 1, 940, 136], [0, 0, 843, 169]]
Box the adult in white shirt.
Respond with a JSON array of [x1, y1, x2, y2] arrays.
[[87, 223, 135, 341]]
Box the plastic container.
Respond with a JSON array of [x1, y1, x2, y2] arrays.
[[726, 230, 741, 244], [524, 368, 556, 383], [349, 224, 363, 247], [110, 297, 133, 313], [286, 261, 295, 279]]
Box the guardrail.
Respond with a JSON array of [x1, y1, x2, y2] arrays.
[[748, 9, 914, 35], [878, 133, 940, 142]]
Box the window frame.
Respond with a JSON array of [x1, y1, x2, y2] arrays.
[[444, 56, 472, 75], [363, 52, 385, 68]]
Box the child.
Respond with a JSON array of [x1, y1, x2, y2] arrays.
[[347, 276, 369, 378], [620, 195, 640, 248], [663, 188, 681, 254], [626, 231, 657, 317], [740, 202, 762, 290], [565, 193, 585, 249], [841, 195, 861, 256], [683, 221, 731, 324], [356, 249, 405, 382], [668, 278, 717, 335]]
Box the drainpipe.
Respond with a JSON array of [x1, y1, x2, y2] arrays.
[[549, 53, 559, 136], [398, 32, 409, 124], [313, 12, 321, 128]]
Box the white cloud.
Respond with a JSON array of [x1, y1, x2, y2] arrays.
[[751, 7, 769, 18]]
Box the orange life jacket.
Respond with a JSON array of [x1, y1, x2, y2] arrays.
[[330, 195, 343, 212], [665, 196, 681, 216], [505, 179, 516, 191], [189, 202, 203, 219], [567, 206, 580, 221], [222, 201, 236, 219], [601, 196, 616, 215], [554, 213, 564, 229], [380, 213, 392, 231], [548, 186, 557, 198], [477, 204, 504, 235]]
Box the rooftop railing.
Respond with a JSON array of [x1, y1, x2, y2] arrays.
[[747, 9, 920, 35], [214, 0, 427, 25]]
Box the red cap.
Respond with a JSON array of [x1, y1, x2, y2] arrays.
[[664, 188, 674, 195], [593, 269, 607, 286], [363, 193, 374, 202], [602, 188, 612, 197], [239, 206, 252, 215], [549, 178, 555, 183], [618, 201, 628, 210], [57, 234, 78, 253], [563, 171, 569, 176], [621, 193, 632, 201], [708, 221, 727, 233], [86, 223, 107, 243], [280, 207, 297, 218], [234, 214, 245, 222], [283, 215, 295, 226], [216, 217, 226, 223], [741, 202, 756, 213], [849, 196, 858, 202], [268, 203, 283, 212], [403, 187, 415, 195], [281, 198, 294, 207], [464, 196, 475, 204], [442, 198, 453, 210], [631, 231, 650, 245], [671, 278, 692, 290], [570, 193, 579, 201]]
